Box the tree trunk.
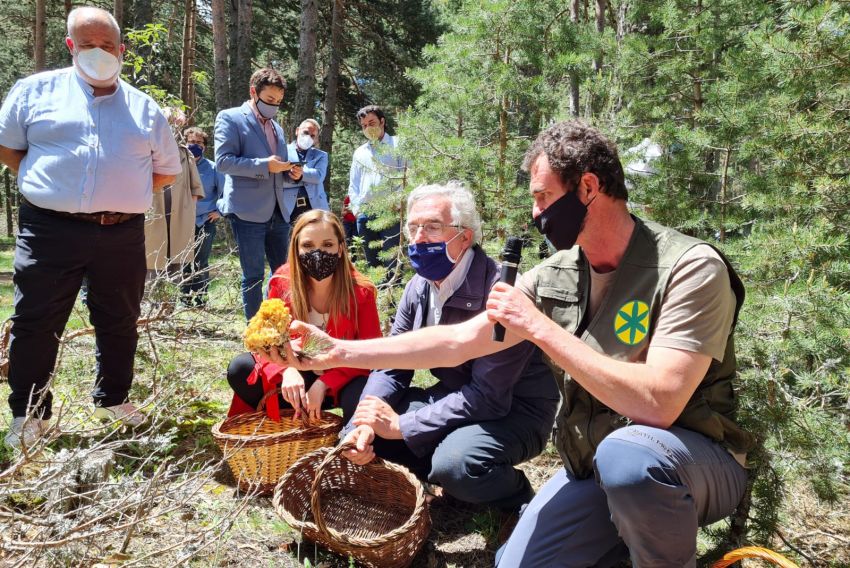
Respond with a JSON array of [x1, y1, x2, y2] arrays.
[[134, 0, 153, 28], [64, 0, 73, 20], [616, 0, 629, 41], [719, 146, 730, 244], [113, 0, 124, 30], [692, 0, 704, 127], [568, 0, 580, 117], [292, 0, 319, 128], [319, 0, 345, 195], [211, 0, 230, 111], [34, 0, 46, 72], [593, 0, 606, 73], [228, 0, 241, 105], [233, 0, 253, 107], [180, 0, 197, 116]]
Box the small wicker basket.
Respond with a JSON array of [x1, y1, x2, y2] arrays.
[[273, 443, 432, 568], [211, 390, 342, 494], [712, 546, 800, 568]]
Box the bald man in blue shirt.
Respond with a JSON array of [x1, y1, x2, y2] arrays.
[[0, 7, 181, 449]]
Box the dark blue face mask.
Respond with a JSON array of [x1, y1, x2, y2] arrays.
[[187, 143, 204, 159], [408, 232, 462, 281]]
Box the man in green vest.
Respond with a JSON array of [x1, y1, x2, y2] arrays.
[[277, 119, 755, 567]]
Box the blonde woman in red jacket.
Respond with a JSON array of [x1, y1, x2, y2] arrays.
[[226, 209, 381, 422]]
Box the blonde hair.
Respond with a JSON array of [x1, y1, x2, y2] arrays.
[[284, 210, 374, 332]]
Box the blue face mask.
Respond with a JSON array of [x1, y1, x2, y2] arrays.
[[407, 232, 462, 281], [187, 143, 204, 159]]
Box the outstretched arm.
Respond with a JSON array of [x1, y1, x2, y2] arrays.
[[284, 312, 522, 372]]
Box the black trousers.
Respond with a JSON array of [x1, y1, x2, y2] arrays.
[[7, 203, 147, 418], [226, 352, 367, 425]]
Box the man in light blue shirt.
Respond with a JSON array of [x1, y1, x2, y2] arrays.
[[181, 126, 225, 307], [0, 7, 181, 449], [348, 105, 407, 273]]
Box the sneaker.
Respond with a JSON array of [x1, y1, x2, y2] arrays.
[[5, 416, 51, 449], [93, 402, 146, 427]]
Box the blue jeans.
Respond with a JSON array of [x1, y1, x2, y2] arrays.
[[228, 208, 290, 320], [495, 425, 748, 567], [356, 213, 400, 271], [182, 218, 217, 303]]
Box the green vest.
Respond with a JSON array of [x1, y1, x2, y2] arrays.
[[533, 217, 755, 479]]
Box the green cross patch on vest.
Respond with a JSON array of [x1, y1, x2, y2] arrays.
[[615, 300, 649, 345]]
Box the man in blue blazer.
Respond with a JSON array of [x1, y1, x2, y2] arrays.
[[215, 67, 298, 320], [281, 118, 330, 222]]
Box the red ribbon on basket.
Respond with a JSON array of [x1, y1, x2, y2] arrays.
[[246, 358, 285, 421]]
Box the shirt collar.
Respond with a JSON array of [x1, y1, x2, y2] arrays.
[[71, 67, 122, 101]]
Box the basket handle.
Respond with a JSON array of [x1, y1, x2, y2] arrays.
[[711, 547, 800, 568], [309, 442, 428, 548], [255, 388, 281, 412]]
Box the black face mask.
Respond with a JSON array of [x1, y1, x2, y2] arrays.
[[298, 249, 340, 281], [533, 189, 592, 250]]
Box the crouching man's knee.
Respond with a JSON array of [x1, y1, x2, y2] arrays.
[[593, 425, 679, 511]]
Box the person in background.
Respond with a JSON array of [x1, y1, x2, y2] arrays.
[[341, 195, 357, 252], [0, 6, 181, 448], [280, 118, 329, 225], [347, 105, 407, 274], [215, 67, 296, 320], [341, 182, 558, 510], [181, 126, 225, 307], [229, 210, 381, 424], [144, 107, 204, 279]]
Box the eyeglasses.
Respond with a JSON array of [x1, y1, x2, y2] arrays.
[[405, 222, 461, 238]]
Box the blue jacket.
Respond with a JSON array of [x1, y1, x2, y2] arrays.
[[280, 142, 330, 217], [355, 245, 559, 457], [214, 102, 288, 223]]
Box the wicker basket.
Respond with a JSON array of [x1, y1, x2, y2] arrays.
[[273, 443, 431, 568], [211, 390, 342, 494], [712, 546, 800, 568]]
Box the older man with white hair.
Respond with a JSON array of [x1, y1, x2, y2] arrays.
[[0, 6, 181, 448], [340, 181, 558, 510]]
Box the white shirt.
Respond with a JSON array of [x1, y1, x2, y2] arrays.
[[426, 245, 476, 326]]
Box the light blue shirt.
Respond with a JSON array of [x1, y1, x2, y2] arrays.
[[0, 67, 181, 214], [194, 157, 224, 226], [347, 133, 407, 214]]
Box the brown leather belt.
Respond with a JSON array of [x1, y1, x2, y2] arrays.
[[21, 197, 141, 225]]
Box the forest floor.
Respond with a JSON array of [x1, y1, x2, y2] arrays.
[[0, 242, 846, 567]]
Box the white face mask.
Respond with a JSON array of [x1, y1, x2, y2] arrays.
[[297, 133, 315, 150], [74, 47, 122, 88]]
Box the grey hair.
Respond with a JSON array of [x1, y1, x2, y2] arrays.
[[406, 181, 482, 244], [67, 7, 121, 41], [299, 118, 321, 132]]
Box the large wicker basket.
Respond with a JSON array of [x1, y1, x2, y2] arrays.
[[712, 546, 800, 567], [211, 390, 342, 494], [273, 443, 431, 568]]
